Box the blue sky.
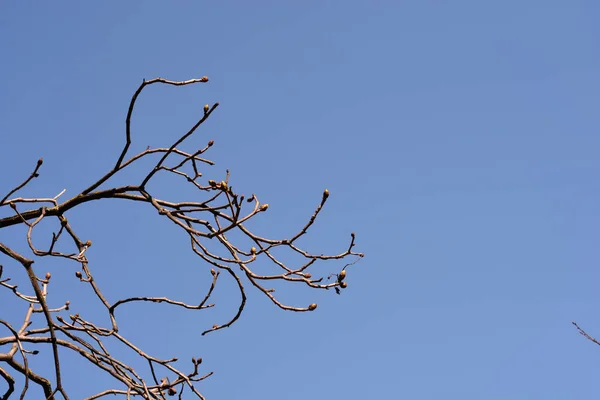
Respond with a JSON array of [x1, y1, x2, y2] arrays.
[[1, 1, 599, 399]]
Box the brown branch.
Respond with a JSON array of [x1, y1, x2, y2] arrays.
[[81, 76, 209, 195], [0, 158, 44, 206], [572, 322, 600, 346], [0, 318, 33, 399], [0, 244, 67, 399], [0, 75, 363, 399], [109, 270, 218, 313], [0, 186, 140, 229], [0, 365, 15, 400]]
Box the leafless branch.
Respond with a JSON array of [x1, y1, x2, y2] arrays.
[[0, 76, 363, 398], [572, 322, 600, 347]]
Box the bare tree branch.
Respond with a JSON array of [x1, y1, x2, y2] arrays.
[[0, 76, 363, 398], [572, 322, 600, 347]]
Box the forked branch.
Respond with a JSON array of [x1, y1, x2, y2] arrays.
[[0, 76, 363, 399]]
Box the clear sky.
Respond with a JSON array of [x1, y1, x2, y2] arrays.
[[1, 1, 599, 399]]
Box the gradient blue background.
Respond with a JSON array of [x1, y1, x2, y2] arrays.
[[1, 1, 599, 399]]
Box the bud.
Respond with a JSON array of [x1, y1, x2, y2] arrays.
[[338, 270, 346, 281], [45, 272, 51, 280], [37, 158, 43, 166], [168, 387, 177, 396], [84, 240, 92, 247], [308, 303, 318, 311], [204, 104, 209, 113], [200, 76, 209, 82], [210, 268, 216, 276], [213, 324, 218, 329], [208, 180, 217, 187], [260, 204, 269, 212], [208, 140, 214, 147], [251, 247, 257, 255], [61, 219, 68, 226], [340, 281, 348, 289], [304, 273, 312, 279], [220, 181, 228, 190], [75, 271, 82, 278], [323, 189, 329, 199]]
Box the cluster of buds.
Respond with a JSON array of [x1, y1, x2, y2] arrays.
[[159, 377, 177, 396], [338, 269, 347, 289], [192, 357, 203, 365], [207, 179, 230, 192]]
